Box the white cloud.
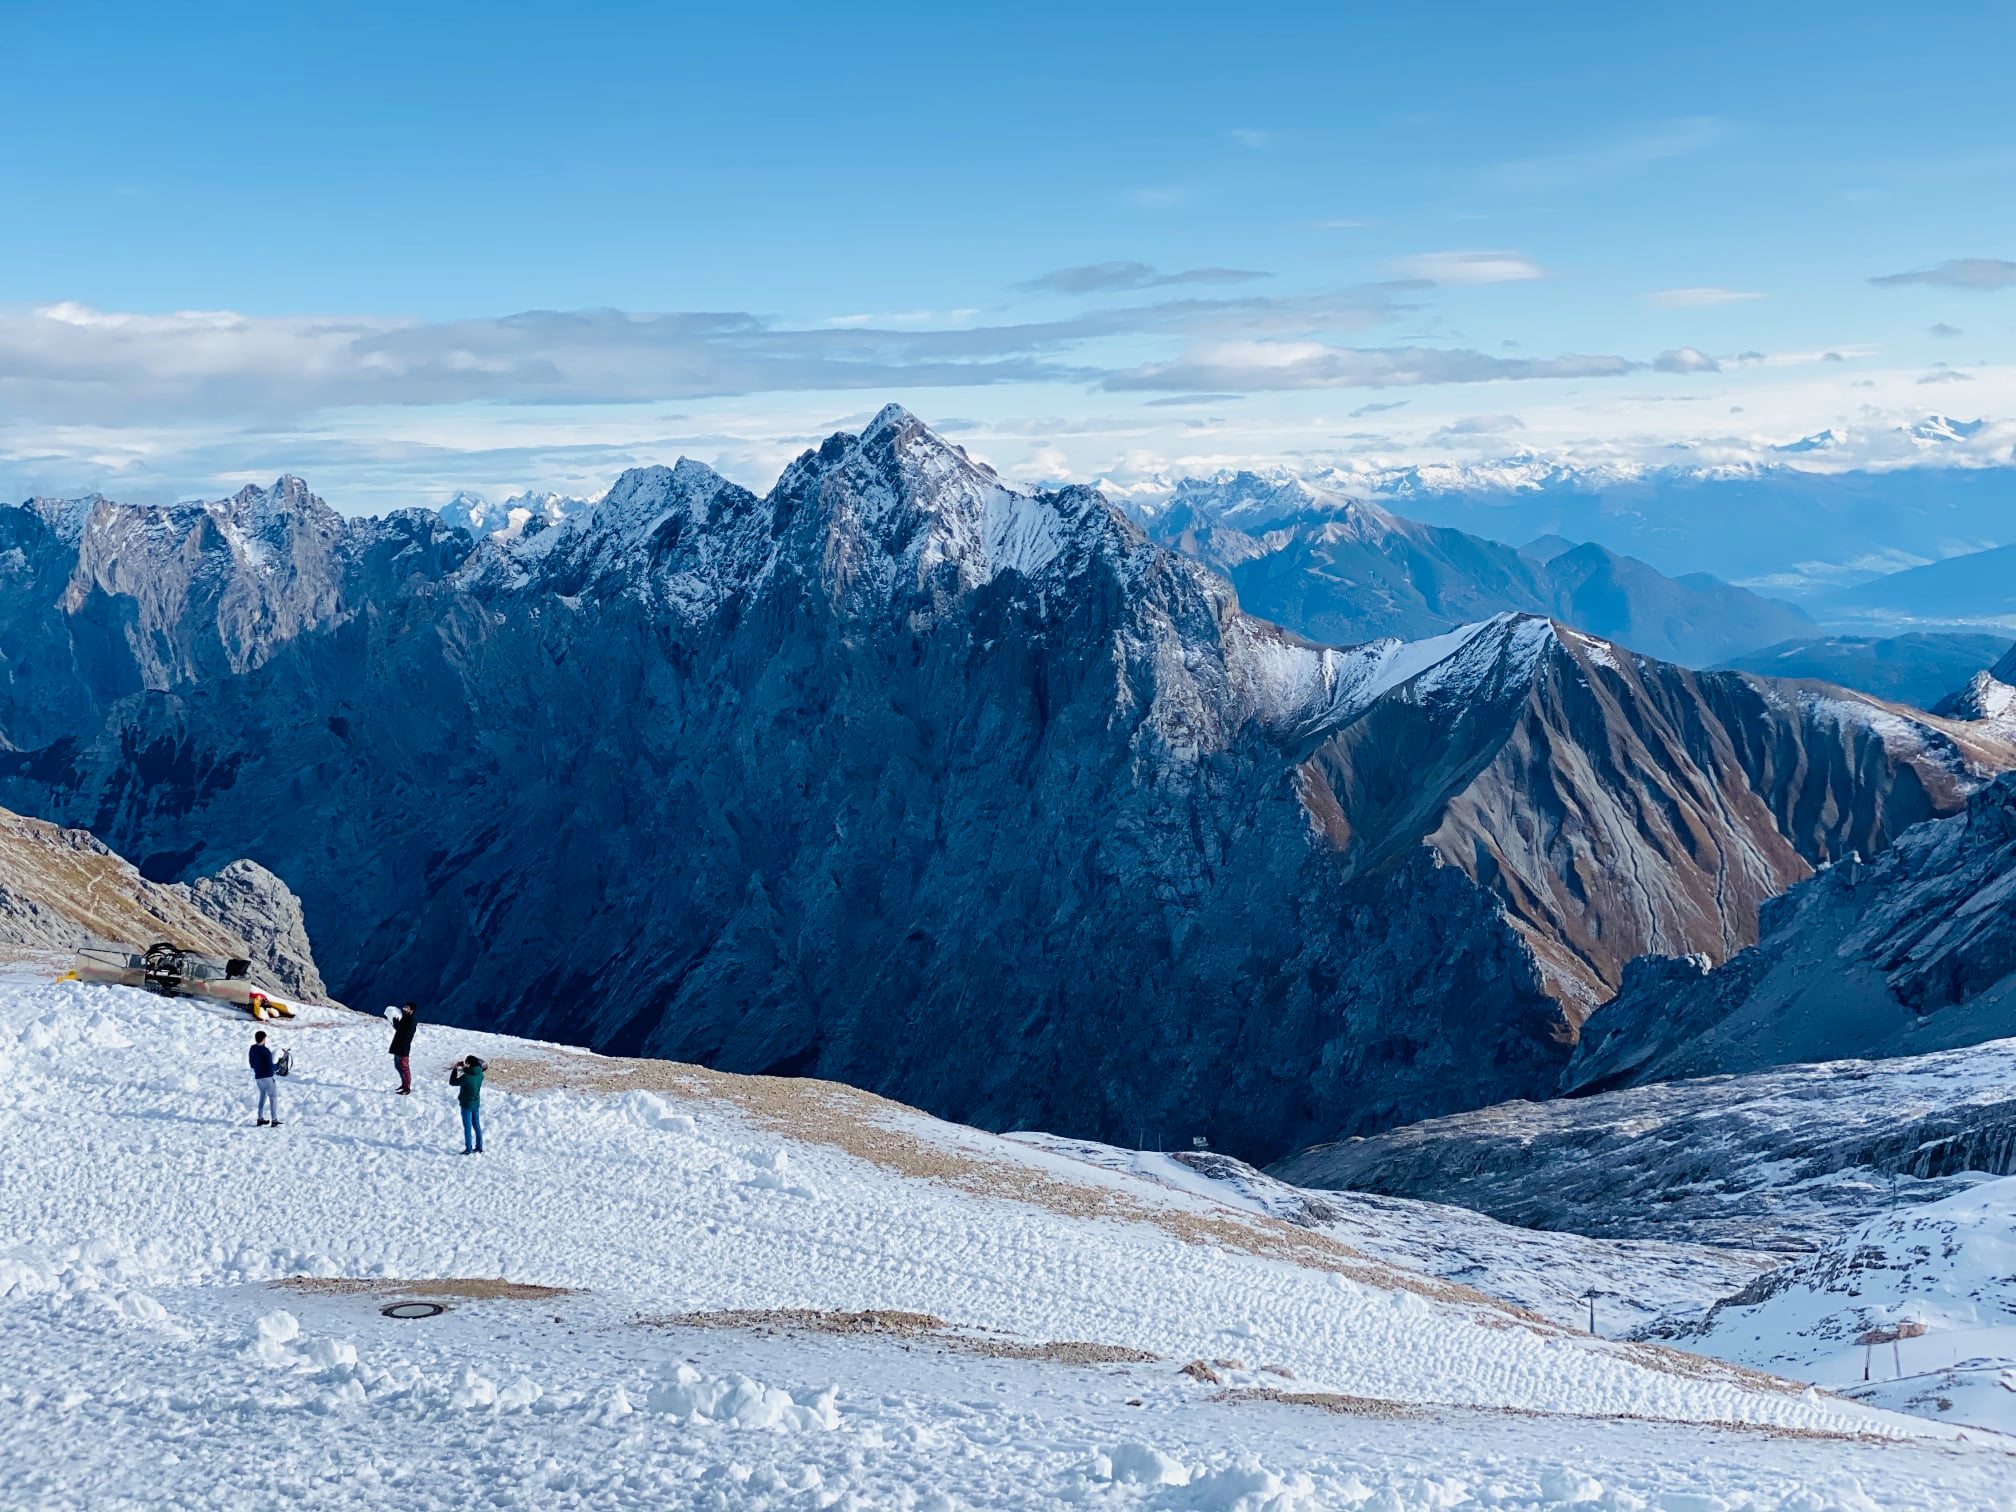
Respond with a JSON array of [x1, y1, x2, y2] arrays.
[[1016, 262, 1270, 295], [1871, 258, 2016, 291], [1103, 340, 1634, 392], [1126, 187, 1187, 210], [1389, 251, 1545, 285], [1230, 128, 1272, 148], [1646, 287, 1764, 308], [1654, 347, 1721, 374], [1427, 414, 1525, 445]]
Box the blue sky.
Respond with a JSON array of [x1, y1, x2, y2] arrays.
[[3, 1, 2013, 509]]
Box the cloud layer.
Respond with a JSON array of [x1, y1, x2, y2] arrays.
[[1871, 258, 2016, 291], [1388, 251, 1546, 286], [1015, 263, 1270, 295]]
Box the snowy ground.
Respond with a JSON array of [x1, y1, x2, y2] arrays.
[[1674, 1179, 2016, 1440], [1013, 1136, 1779, 1337], [4, 972, 2014, 1509]]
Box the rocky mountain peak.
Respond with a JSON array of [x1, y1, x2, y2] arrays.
[[768, 410, 1142, 613], [20, 493, 112, 545], [1939, 668, 2016, 724]]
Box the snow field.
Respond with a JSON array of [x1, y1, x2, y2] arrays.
[[4, 973, 2014, 1508]]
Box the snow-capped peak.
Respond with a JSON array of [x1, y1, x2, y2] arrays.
[[440, 487, 593, 540], [1941, 669, 2016, 725], [770, 409, 1139, 602], [1236, 613, 1556, 740], [1903, 414, 1987, 447], [22, 493, 113, 544], [1165, 469, 1399, 537], [1773, 428, 1848, 455]]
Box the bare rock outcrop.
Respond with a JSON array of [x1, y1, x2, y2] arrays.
[[0, 804, 328, 999]]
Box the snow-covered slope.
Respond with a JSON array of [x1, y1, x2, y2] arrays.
[[1667, 1178, 2016, 1436], [3, 972, 2004, 1509], [1012, 1134, 1779, 1338]]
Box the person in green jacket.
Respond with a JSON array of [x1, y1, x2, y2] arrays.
[[449, 1056, 486, 1154]]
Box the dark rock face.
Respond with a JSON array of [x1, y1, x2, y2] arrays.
[[1141, 472, 1814, 666], [1564, 773, 2016, 1094], [0, 414, 1568, 1155], [1298, 624, 2016, 1013], [0, 478, 470, 751], [1270, 1034, 2016, 1249], [2, 409, 2011, 1161]]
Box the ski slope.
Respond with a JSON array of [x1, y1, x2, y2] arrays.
[[3, 971, 2012, 1509], [1672, 1179, 2016, 1438]]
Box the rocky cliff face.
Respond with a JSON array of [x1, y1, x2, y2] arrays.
[[1297, 621, 2016, 1012], [1, 408, 2010, 1159], [0, 803, 327, 999], [1565, 773, 2016, 1093], [0, 477, 469, 752]]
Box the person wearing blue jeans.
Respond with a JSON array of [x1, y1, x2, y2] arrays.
[[249, 1031, 281, 1126], [450, 1056, 485, 1154]]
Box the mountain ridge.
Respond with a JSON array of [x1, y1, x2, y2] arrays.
[[3, 407, 2013, 1158]]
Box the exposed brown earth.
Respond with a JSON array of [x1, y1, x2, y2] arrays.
[[0, 807, 245, 958], [1213, 1386, 1422, 1419], [274, 1277, 577, 1302], [641, 1306, 1158, 1366]]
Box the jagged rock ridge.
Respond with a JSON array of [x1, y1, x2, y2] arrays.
[[2, 407, 2012, 1158], [1270, 1031, 2016, 1250]]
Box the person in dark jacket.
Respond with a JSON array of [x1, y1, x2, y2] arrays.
[[449, 1056, 485, 1154], [389, 1003, 418, 1094], [249, 1030, 281, 1127]]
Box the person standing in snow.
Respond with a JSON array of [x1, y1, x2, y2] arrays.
[[449, 1055, 485, 1154], [249, 1030, 282, 1127], [389, 1003, 418, 1095]]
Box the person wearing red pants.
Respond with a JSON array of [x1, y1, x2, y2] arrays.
[[388, 1002, 418, 1094]]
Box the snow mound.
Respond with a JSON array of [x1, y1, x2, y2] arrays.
[[645, 1363, 839, 1431]]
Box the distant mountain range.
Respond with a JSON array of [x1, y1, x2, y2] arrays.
[[1106, 419, 2015, 602], [1137, 471, 1814, 666], [439, 489, 595, 540], [1713, 633, 2011, 711], [4, 408, 2015, 1161]]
